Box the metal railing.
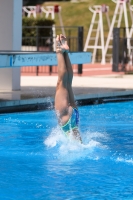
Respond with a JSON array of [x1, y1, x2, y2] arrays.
[[21, 26, 84, 75]]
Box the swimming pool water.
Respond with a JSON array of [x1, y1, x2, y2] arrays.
[[0, 101, 133, 200]]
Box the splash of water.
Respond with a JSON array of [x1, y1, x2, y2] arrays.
[[46, 97, 54, 110], [44, 127, 108, 162], [116, 157, 133, 164], [44, 127, 133, 165]]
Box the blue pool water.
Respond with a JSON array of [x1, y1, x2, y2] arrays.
[[0, 101, 133, 200]]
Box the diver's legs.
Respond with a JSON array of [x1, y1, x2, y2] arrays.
[[60, 34, 76, 108], [55, 35, 71, 124]]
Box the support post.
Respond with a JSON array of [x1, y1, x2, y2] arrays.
[[78, 26, 84, 74], [112, 28, 120, 72], [49, 26, 53, 75], [121, 38, 128, 71], [36, 26, 39, 76], [0, 0, 22, 91]]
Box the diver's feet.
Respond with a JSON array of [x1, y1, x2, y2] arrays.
[[56, 34, 69, 53], [56, 35, 62, 53], [60, 34, 69, 53]]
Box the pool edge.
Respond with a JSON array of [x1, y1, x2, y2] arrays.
[[1, 90, 133, 113]]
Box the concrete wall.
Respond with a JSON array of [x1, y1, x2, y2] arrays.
[[0, 0, 22, 91]]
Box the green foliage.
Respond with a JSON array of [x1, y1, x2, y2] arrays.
[[22, 17, 55, 46]]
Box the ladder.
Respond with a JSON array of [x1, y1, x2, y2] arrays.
[[104, 0, 131, 63], [84, 5, 110, 64], [128, 5, 133, 40]]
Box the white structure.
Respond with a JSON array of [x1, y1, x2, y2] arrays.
[[0, 0, 22, 92], [104, 0, 132, 63], [84, 5, 110, 64], [22, 6, 37, 18], [84, 0, 133, 64], [41, 6, 55, 19]]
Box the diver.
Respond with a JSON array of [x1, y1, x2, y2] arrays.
[[54, 34, 82, 143]]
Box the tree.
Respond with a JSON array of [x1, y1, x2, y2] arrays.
[[23, 0, 69, 5], [23, 0, 45, 6]]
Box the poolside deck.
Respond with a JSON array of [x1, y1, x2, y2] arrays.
[[21, 63, 123, 76], [0, 63, 133, 113]]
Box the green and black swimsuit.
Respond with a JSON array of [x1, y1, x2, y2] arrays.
[[61, 107, 79, 136]]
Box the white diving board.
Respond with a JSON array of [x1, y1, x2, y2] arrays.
[[0, 52, 92, 68]]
